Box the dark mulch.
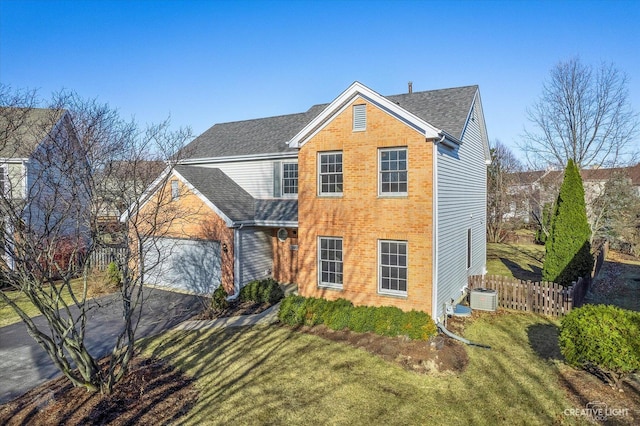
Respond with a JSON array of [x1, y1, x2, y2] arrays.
[[0, 356, 198, 426], [193, 300, 275, 320], [299, 324, 469, 375]]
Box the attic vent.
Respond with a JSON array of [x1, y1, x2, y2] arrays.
[[353, 104, 366, 131]]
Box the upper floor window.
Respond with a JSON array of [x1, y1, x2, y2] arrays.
[[379, 240, 408, 296], [318, 151, 343, 195], [353, 104, 366, 131], [282, 162, 298, 195], [171, 179, 179, 200], [379, 148, 407, 195]]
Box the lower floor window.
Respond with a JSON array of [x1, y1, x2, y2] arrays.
[[318, 237, 343, 288], [379, 240, 407, 295]]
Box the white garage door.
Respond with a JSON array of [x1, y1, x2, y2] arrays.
[[142, 238, 221, 294]]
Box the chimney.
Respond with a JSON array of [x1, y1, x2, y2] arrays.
[[408, 81, 413, 94]]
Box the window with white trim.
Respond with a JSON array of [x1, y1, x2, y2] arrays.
[[282, 162, 298, 195], [353, 104, 366, 131], [379, 240, 407, 295], [379, 148, 407, 195], [318, 237, 343, 289], [318, 152, 343, 195], [171, 179, 179, 200]]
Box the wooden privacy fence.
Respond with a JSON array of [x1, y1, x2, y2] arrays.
[[89, 246, 127, 271], [468, 240, 609, 317], [468, 275, 588, 317]]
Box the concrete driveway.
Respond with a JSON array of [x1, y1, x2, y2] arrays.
[[0, 287, 204, 404]]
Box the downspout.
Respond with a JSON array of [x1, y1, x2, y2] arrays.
[[226, 224, 244, 301], [437, 321, 491, 349], [431, 138, 439, 321]]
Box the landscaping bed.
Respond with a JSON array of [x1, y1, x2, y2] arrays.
[[0, 356, 198, 426]]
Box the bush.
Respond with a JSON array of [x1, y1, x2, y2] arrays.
[[211, 286, 229, 311], [277, 295, 437, 340], [239, 278, 284, 304], [559, 304, 640, 388], [278, 295, 307, 326], [105, 261, 122, 288]]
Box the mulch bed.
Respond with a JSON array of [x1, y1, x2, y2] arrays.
[[0, 356, 198, 426]]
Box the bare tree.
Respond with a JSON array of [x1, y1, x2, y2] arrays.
[[589, 168, 640, 249], [522, 57, 639, 169], [0, 84, 193, 394], [486, 140, 523, 243]]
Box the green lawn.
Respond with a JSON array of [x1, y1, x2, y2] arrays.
[[140, 313, 587, 425], [0, 277, 111, 327], [585, 252, 640, 312], [486, 243, 545, 281]]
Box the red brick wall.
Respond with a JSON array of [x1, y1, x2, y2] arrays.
[[297, 98, 434, 312]]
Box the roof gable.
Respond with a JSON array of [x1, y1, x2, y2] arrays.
[[288, 82, 443, 149]]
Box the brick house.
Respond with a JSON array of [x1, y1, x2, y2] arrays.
[[131, 82, 489, 321]]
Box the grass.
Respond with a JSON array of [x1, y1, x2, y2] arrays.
[[585, 251, 640, 312], [0, 274, 116, 327], [139, 312, 587, 425], [486, 242, 545, 281]]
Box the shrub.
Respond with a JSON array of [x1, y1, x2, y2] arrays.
[[240, 278, 284, 304], [277, 295, 437, 340], [105, 261, 122, 288], [559, 304, 640, 388], [278, 295, 307, 326], [211, 286, 229, 311]]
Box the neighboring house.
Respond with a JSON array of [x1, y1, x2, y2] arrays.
[[94, 160, 165, 245], [131, 82, 490, 321], [0, 107, 86, 270], [507, 163, 640, 225]]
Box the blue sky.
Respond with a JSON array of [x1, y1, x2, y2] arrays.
[[1, 0, 639, 162]]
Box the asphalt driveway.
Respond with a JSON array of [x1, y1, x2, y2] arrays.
[[0, 287, 204, 404]]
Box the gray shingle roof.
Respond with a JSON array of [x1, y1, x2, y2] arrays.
[[254, 199, 298, 222], [0, 108, 66, 158], [183, 104, 327, 159], [386, 85, 478, 140], [175, 165, 297, 224], [175, 165, 255, 222], [181, 85, 478, 159]]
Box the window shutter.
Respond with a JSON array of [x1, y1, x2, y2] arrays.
[[273, 161, 282, 197], [353, 104, 366, 131]]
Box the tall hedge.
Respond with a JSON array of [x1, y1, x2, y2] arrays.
[[542, 159, 593, 286]]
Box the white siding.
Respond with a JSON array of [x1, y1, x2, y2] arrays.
[[198, 159, 297, 199], [237, 227, 273, 285], [6, 162, 25, 199], [435, 99, 488, 321]]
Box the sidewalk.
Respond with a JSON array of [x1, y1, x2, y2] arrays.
[[174, 302, 281, 331]]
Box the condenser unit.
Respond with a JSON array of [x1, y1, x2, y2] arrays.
[[470, 288, 498, 311]]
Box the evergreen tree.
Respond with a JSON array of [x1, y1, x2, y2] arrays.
[[542, 159, 593, 285]]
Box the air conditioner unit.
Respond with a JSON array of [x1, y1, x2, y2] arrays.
[[470, 288, 497, 311]]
